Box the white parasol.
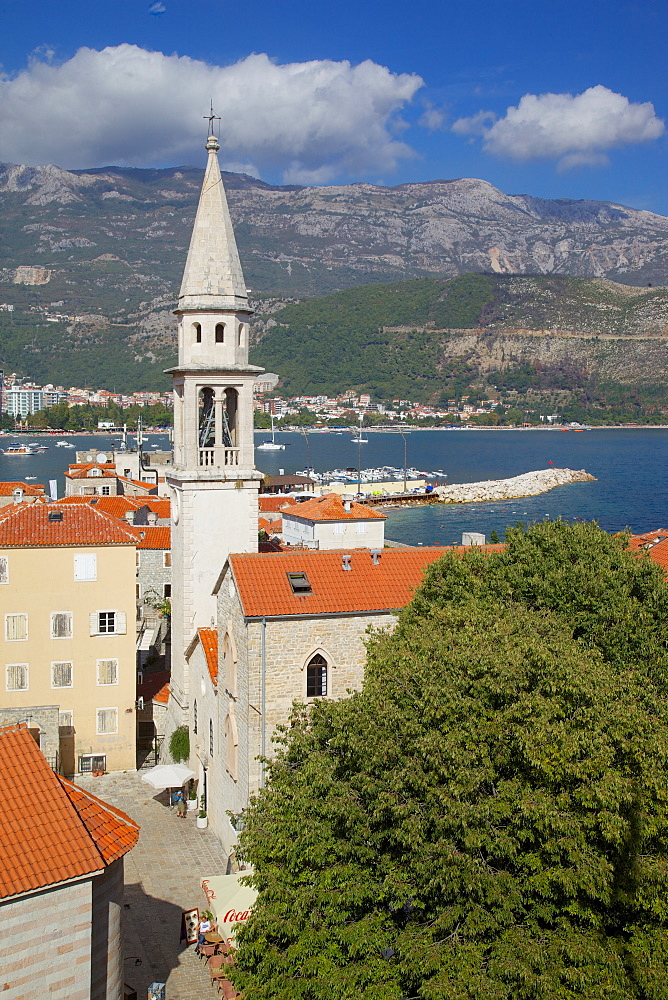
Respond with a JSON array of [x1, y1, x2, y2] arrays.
[[201, 872, 257, 944], [141, 763, 195, 790]]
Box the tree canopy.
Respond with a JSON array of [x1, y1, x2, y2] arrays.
[[233, 522, 668, 1000]]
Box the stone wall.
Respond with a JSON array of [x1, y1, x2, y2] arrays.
[[90, 858, 125, 1000], [0, 704, 59, 765], [434, 467, 596, 504], [137, 548, 171, 605], [0, 878, 93, 1000]]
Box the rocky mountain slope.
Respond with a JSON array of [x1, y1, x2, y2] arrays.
[[1, 161, 667, 391]]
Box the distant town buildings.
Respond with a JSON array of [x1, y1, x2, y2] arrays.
[[0, 371, 172, 416]]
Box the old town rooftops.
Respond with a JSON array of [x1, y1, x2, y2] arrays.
[[0, 502, 139, 547], [282, 492, 385, 522], [0, 723, 139, 900], [226, 546, 502, 619]]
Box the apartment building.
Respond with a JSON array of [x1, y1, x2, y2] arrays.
[[0, 503, 138, 773]]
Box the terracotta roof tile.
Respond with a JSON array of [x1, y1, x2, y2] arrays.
[[259, 517, 281, 534], [58, 778, 139, 865], [258, 496, 297, 514], [230, 546, 503, 618], [0, 724, 137, 899], [0, 481, 47, 497], [198, 628, 218, 685], [54, 495, 171, 521], [138, 670, 171, 705], [0, 503, 139, 547], [629, 530, 668, 572], [136, 526, 171, 549], [283, 492, 385, 522]]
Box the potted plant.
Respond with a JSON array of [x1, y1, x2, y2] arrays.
[[187, 780, 198, 811], [197, 794, 208, 830]]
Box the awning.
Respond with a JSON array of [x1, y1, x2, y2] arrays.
[[201, 872, 257, 943]]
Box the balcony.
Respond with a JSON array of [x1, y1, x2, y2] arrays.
[[198, 447, 240, 468]]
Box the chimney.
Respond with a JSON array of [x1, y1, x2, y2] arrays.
[[343, 500, 351, 512], [125, 511, 135, 525], [147, 511, 158, 525], [13, 488, 24, 504], [370, 549, 382, 565], [341, 554, 352, 572]]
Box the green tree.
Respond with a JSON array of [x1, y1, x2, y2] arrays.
[[233, 522, 668, 999]]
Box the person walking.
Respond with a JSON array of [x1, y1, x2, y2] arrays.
[[174, 788, 187, 818]]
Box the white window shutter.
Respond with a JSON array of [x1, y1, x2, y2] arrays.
[[89, 612, 99, 636], [0, 557, 8, 585], [116, 612, 127, 635]]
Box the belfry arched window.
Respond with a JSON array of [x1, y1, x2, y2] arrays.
[[198, 387, 215, 449], [215, 323, 225, 344], [193, 322, 202, 344], [238, 323, 244, 347], [223, 388, 238, 446], [306, 653, 327, 698]]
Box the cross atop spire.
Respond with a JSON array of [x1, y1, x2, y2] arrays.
[[204, 100, 220, 137]]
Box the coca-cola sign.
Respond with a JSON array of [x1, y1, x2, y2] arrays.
[[223, 909, 251, 924]]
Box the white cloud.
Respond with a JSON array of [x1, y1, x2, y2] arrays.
[[453, 86, 664, 169], [0, 44, 423, 183], [418, 102, 447, 132], [451, 110, 496, 137]]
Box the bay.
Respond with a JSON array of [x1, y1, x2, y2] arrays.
[[2, 428, 666, 547]]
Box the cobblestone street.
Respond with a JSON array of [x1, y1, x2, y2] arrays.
[[79, 772, 229, 1000]]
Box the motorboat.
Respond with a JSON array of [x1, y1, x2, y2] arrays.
[[2, 443, 37, 455]]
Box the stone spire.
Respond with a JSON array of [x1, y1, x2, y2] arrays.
[[178, 133, 250, 314]]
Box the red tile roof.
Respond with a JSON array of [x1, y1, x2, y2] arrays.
[[137, 670, 171, 705], [230, 546, 503, 618], [259, 516, 281, 534], [198, 628, 218, 685], [258, 495, 297, 514], [283, 492, 385, 522], [136, 526, 171, 549], [0, 503, 138, 547], [0, 724, 138, 900], [0, 481, 47, 497], [65, 464, 117, 479], [628, 530, 668, 572], [58, 778, 140, 865], [54, 495, 171, 521]]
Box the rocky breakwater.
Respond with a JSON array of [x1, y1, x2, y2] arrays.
[[434, 467, 596, 504]]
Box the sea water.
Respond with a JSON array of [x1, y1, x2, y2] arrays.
[[2, 428, 666, 547]]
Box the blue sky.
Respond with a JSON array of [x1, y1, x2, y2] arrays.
[[1, 0, 666, 212]]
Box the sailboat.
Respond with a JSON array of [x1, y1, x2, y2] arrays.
[[351, 416, 368, 444], [257, 414, 285, 451]]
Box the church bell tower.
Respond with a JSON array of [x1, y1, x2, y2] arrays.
[[166, 125, 263, 727]]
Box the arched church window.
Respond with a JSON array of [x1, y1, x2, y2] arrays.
[[223, 632, 237, 697], [238, 323, 244, 347], [193, 322, 202, 344], [215, 323, 225, 344], [223, 388, 238, 446], [193, 699, 198, 734], [225, 710, 238, 781], [306, 654, 327, 698], [198, 387, 215, 449]]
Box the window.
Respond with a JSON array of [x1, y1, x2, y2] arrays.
[[194, 322, 202, 344], [356, 523, 367, 534], [136, 584, 141, 601], [51, 612, 73, 639], [215, 323, 225, 343], [90, 468, 102, 477], [97, 708, 118, 735], [52, 661, 73, 688], [193, 699, 198, 735], [223, 632, 237, 697], [74, 553, 97, 581], [163, 551, 171, 568], [136, 551, 141, 566], [101, 486, 111, 496], [79, 753, 106, 773], [0, 556, 8, 585], [209, 718, 214, 757], [333, 523, 344, 535], [90, 611, 127, 636], [6, 663, 28, 691], [5, 613, 27, 641], [225, 711, 238, 781], [287, 572, 311, 594], [97, 659, 118, 685], [163, 584, 171, 598], [306, 654, 327, 698]]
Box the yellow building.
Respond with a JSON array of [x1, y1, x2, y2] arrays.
[[0, 503, 138, 773]]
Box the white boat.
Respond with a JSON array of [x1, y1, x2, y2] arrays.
[[2, 443, 37, 456], [25, 475, 37, 480], [257, 415, 285, 451]]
